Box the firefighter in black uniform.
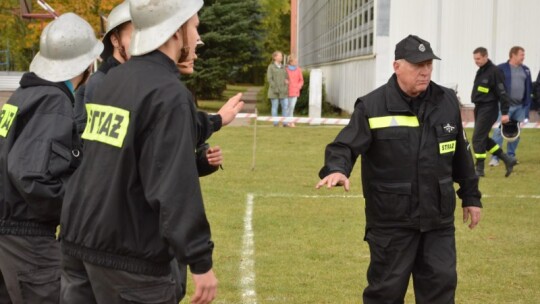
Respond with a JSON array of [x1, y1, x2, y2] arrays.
[[75, 2, 239, 301], [471, 47, 516, 177], [316, 35, 482, 303], [60, 1, 219, 303], [0, 13, 102, 303]]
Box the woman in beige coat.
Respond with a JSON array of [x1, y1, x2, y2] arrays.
[[267, 51, 289, 126]]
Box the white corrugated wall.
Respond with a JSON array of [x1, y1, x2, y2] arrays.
[[380, 0, 540, 104], [297, 0, 540, 112], [318, 58, 377, 113]]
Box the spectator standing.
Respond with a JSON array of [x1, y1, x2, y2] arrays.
[[267, 51, 289, 127], [286, 54, 304, 127]]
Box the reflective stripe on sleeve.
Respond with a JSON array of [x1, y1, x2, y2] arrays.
[[477, 86, 489, 93]]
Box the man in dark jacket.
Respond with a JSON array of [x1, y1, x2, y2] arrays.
[[60, 1, 220, 303], [490, 46, 532, 165], [316, 35, 482, 303], [0, 13, 102, 303], [77, 1, 238, 178], [471, 47, 516, 177]]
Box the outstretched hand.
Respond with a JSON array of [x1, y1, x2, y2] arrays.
[[315, 172, 350, 191], [218, 93, 244, 126]]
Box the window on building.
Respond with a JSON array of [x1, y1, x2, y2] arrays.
[[298, 0, 375, 65]]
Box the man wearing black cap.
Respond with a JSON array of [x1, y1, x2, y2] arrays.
[[316, 35, 482, 303]]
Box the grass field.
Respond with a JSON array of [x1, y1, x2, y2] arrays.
[[183, 125, 540, 303]]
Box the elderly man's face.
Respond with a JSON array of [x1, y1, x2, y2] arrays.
[[394, 59, 433, 97]]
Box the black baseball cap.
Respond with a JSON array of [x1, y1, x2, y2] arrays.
[[395, 35, 441, 64]]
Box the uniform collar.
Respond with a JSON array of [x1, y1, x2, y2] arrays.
[[385, 74, 417, 113], [477, 59, 494, 73], [132, 50, 180, 78]]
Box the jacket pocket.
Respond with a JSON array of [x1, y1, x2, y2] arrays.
[[17, 139, 49, 173], [439, 177, 456, 217], [119, 281, 176, 304], [364, 229, 392, 284], [367, 182, 412, 221], [48, 141, 72, 177], [17, 267, 60, 304]]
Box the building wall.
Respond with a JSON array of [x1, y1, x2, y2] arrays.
[[296, 0, 540, 112], [385, 0, 540, 105], [319, 59, 376, 112]]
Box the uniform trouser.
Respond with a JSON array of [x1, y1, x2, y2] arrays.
[[0, 234, 61, 304], [363, 227, 457, 304], [60, 254, 177, 304], [472, 102, 500, 159]]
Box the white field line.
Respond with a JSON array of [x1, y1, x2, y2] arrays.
[[251, 193, 540, 200], [240, 193, 257, 304]]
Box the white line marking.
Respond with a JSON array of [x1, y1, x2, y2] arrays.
[[240, 193, 257, 304], [251, 193, 540, 200]]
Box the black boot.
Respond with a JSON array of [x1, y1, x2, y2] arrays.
[[475, 159, 485, 177], [498, 152, 517, 177]]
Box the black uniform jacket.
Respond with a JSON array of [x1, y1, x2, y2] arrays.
[[471, 59, 512, 115], [320, 75, 482, 232], [61, 51, 213, 276], [79, 56, 220, 176], [0, 73, 79, 237]]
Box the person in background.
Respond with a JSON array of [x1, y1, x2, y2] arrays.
[[267, 50, 289, 127], [286, 54, 304, 128], [470, 47, 516, 177], [490, 46, 532, 166], [0, 13, 102, 303]]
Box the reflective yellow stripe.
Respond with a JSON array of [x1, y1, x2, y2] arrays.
[[0, 104, 18, 138], [488, 145, 500, 154], [477, 86, 489, 93], [368, 116, 419, 129], [439, 140, 456, 154], [82, 104, 130, 148], [474, 153, 487, 159]]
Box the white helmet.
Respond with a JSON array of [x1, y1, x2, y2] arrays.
[[30, 13, 103, 82], [128, 0, 203, 56], [101, 1, 132, 59], [501, 120, 520, 142]]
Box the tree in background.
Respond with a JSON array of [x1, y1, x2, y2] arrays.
[[0, 0, 122, 71], [184, 0, 263, 99], [259, 0, 290, 64]]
